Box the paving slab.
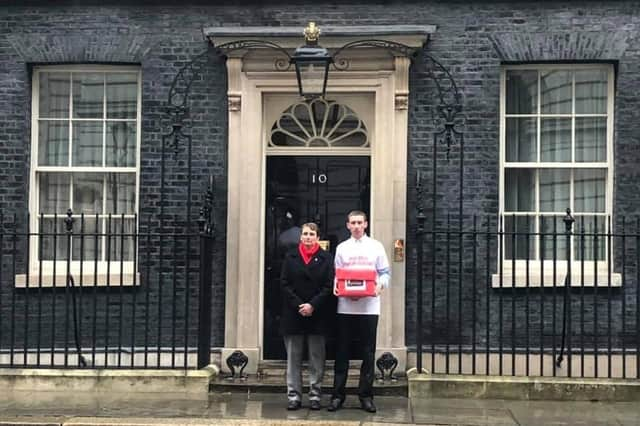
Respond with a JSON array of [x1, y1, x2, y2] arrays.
[[600, 401, 640, 426], [63, 419, 362, 426], [0, 417, 65, 426], [410, 397, 509, 410], [412, 404, 518, 425], [2, 390, 639, 425], [362, 423, 421, 426], [506, 400, 622, 426], [307, 396, 412, 424]]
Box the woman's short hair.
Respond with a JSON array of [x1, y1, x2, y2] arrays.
[[301, 222, 320, 235]]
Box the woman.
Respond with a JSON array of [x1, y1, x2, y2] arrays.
[[279, 222, 334, 411]]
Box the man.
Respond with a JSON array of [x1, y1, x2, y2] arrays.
[[328, 210, 390, 413]]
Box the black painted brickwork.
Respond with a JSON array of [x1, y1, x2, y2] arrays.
[[0, 1, 639, 357]]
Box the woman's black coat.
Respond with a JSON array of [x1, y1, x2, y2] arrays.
[[279, 247, 335, 336]]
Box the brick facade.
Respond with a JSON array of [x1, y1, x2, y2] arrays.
[[1, 1, 639, 361]]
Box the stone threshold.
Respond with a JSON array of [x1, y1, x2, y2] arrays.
[[0, 366, 218, 397], [409, 373, 640, 401]]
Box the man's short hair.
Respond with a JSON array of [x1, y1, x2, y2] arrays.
[[347, 210, 368, 221]]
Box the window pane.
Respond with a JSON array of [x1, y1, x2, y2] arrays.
[[38, 121, 69, 166], [71, 217, 101, 261], [39, 72, 70, 118], [574, 215, 606, 261], [575, 117, 606, 162], [39, 173, 70, 214], [540, 169, 570, 212], [506, 70, 537, 115], [326, 105, 367, 147], [271, 115, 306, 147], [540, 216, 568, 261], [505, 169, 535, 212], [72, 173, 103, 214], [504, 215, 535, 260], [540, 118, 571, 162], [575, 70, 607, 114], [73, 73, 104, 118], [72, 121, 103, 166], [41, 218, 68, 261], [106, 122, 137, 167], [105, 217, 135, 262], [574, 169, 606, 213], [506, 118, 536, 162], [106, 73, 138, 119], [106, 173, 135, 215], [540, 70, 571, 114]]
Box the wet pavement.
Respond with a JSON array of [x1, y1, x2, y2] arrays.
[[0, 391, 639, 425]]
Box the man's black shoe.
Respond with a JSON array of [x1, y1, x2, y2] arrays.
[[287, 400, 301, 410], [309, 400, 321, 410], [360, 398, 377, 413], [327, 398, 343, 412]]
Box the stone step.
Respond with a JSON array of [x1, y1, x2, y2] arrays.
[[211, 360, 406, 396], [210, 376, 407, 396]]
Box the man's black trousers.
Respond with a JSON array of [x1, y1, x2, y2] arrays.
[[331, 313, 379, 401]]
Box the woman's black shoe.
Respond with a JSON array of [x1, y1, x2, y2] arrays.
[[287, 400, 302, 410], [360, 398, 377, 413], [327, 397, 343, 412], [310, 400, 321, 410]]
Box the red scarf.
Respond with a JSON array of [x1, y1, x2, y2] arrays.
[[298, 242, 320, 265]]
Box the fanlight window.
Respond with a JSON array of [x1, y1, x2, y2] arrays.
[[270, 99, 369, 148]]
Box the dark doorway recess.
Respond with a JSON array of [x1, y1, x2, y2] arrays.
[[263, 155, 370, 360]]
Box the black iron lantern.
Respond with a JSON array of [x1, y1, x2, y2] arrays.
[[290, 22, 332, 98]]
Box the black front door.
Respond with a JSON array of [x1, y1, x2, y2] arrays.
[[264, 155, 370, 360]]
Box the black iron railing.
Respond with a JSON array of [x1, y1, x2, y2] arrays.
[[5, 205, 638, 379], [0, 211, 214, 369], [414, 209, 640, 378]]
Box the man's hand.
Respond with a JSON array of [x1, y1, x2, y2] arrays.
[[298, 303, 314, 317], [375, 283, 383, 296], [376, 275, 390, 296]]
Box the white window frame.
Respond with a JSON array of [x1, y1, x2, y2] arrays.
[[495, 63, 619, 287], [20, 65, 142, 287]]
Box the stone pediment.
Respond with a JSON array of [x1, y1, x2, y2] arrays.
[[203, 25, 435, 49]]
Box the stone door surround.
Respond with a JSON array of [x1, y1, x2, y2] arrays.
[[204, 25, 434, 373]]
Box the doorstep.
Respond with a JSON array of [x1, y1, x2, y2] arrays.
[[210, 360, 407, 396]]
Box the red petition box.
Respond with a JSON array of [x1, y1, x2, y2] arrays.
[[335, 268, 377, 297]]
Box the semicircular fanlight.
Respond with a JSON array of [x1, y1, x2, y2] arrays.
[[270, 98, 369, 148]]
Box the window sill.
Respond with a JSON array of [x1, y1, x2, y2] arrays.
[[491, 269, 622, 288], [15, 273, 141, 288]]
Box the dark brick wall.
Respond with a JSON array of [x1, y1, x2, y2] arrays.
[[0, 5, 231, 353], [0, 1, 639, 359], [402, 0, 640, 353]]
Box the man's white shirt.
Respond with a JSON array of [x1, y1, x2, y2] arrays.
[[334, 235, 391, 315]]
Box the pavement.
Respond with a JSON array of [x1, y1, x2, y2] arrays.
[[1, 391, 639, 425]]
